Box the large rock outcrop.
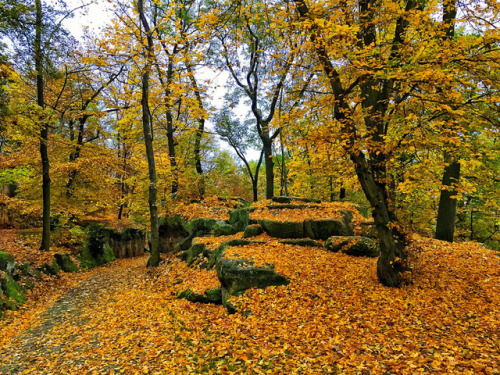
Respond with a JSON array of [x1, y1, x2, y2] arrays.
[[257, 217, 353, 240], [216, 258, 289, 313]]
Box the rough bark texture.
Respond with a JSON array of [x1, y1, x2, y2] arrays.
[[36, 0, 50, 252], [138, 0, 160, 267]]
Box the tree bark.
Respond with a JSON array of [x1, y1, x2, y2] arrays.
[[435, 0, 459, 242], [262, 133, 274, 199], [435, 155, 460, 242], [35, 0, 50, 252], [293, 0, 414, 286], [138, 0, 159, 267], [164, 57, 178, 198], [185, 62, 206, 197]]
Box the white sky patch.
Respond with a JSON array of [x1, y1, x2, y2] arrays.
[[63, 0, 113, 40]]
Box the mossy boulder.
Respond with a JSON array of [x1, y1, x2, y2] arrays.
[[325, 236, 380, 258], [54, 253, 78, 273], [40, 258, 61, 275], [216, 258, 289, 313], [204, 288, 223, 303], [243, 224, 264, 238], [159, 215, 189, 253], [79, 224, 116, 269], [304, 219, 352, 239], [0, 272, 26, 310], [278, 239, 324, 248], [120, 227, 145, 241], [174, 231, 197, 253], [108, 227, 146, 258], [180, 243, 209, 266], [213, 221, 238, 237], [257, 220, 304, 239], [207, 239, 263, 269], [257, 217, 353, 240], [0, 251, 16, 274], [184, 218, 218, 235], [177, 288, 222, 304], [229, 208, 250, 231]]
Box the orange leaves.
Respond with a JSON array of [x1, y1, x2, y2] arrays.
[[250, 200, 365, 230], [1, 228, 500, 374], [171, 195, 241, 221]]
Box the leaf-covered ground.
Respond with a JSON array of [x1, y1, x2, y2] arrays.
[[250, 200, 365, 228], [1, 230, 499, 374]]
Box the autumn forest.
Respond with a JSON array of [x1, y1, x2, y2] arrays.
[[0, 0, 499, 373]]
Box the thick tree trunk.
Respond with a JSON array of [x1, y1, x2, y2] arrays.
[[35, 0, 50, 252], [351, 153, 406, 287], [435, 156, 460, 242], [138, 0, 159, 267]]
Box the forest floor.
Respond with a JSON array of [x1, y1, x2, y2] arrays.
[[0, 227, 499, 374]]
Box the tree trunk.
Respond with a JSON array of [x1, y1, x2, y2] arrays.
[[138, 0, 159, 267], [351, 153, 406, 287], [435, 0, 459, 242], [262, 135, 274, 199], [292, 0, 409, 287], [164, 57, 178, 198], [186, 63, 206, 198], [118, 142, 128, 220], [435, 156, 460, 242], [35, 0, 50, 252]]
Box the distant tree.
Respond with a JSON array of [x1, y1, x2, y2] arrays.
[[215, 109, 264, 201]]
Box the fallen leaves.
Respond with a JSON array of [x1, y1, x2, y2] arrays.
[[250, 200, 365, 228], [170, 196, 242, 221], [1, 229, 499, 374]]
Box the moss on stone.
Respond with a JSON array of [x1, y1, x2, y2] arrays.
[[79, 224, 116, 269], [229, 209, 250, 232], [40, 259, 61, 275], [242, 224, 263, 238], [0, 273, 26, 307], [183, 218, 217, 235], [258, 220, 304, 239], [0, 251, 16, 274], [54, 253, 78, 273], [213, 221, 237, 237], [180, 243, 207, 266]]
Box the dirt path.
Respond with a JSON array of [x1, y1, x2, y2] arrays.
[[0, 256, 149, 374]]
